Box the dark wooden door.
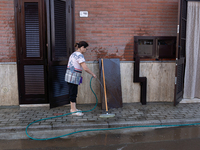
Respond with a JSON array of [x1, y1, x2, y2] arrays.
[[15, 0, 74, 106], [15, 0, 48, 104], [46, 0, 74, 108], [174, 0, 187, 106]]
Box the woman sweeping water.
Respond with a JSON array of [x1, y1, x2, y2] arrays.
[[65, 41, 97, 116]]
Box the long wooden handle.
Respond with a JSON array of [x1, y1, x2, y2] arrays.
[[101, 59, 108, 111]]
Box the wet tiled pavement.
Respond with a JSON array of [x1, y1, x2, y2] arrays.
[[1, 102, 200, 133]]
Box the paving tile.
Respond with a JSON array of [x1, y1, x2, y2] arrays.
[[1, 103, 200, 132]]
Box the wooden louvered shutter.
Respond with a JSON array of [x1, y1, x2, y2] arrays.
[[15, 0, 48, 104], [46, 0, 74, 108], [174, 0, 187, 106]]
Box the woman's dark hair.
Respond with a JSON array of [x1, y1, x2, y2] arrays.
[[74, 41, 89, 48]]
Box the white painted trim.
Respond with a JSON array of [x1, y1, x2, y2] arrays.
[[86, 61, 176, 64], [0, 62, 17, 64], [180, 98, 200, 103], [20, 104, 71, 107], [20, 104, 50, 107]]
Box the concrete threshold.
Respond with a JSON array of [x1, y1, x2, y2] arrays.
[[20, 104, 50, 107]]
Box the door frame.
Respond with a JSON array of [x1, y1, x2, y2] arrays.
[[14, 0, 48, 104], [46, 0, 75, 108], [14, 0, 75, 106], [174, 0, 200, 105]]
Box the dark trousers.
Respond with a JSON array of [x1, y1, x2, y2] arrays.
[[67, 82, 78, 103]]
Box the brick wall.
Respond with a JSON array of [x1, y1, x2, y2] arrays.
[[0, 0, 16, 62], [0, 0, 178, 62], [75, 0, 179, 61]]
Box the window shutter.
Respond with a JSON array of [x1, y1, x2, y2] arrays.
[[15, 0, 47, 104], [53, 0, 67, 60], [24, 2, 40, 57], [174, 0, 187, 106], [47, 0, 74, 108]]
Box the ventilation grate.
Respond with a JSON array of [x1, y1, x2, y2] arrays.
[[25, 2, 40, 57], [54, 0, 67, 60], [24, 65, 45, 94]]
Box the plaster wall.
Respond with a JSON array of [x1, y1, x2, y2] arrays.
[[0, 62, 175, 106], [140, 62, 175, 102], [0, 63, 19, 106], [77, 62, 176, 104]]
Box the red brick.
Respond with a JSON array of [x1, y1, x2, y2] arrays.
[[0, 0, 178, 62], [0, 0, 16, 62], [75, 1, 178, 61]]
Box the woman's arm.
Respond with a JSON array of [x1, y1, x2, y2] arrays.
[[80, 62, 97, 78]]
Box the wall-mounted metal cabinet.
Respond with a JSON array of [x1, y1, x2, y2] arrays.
[[134, 36, 176, 60]]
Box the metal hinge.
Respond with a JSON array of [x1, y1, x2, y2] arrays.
[[46, 63, 49, 72], [19, 5, 21, 13], [175, 77, 177, 84], [21, 47, 23, 55], [19, 93, 22, 98], [68, 5, 70, 13], [177, 25, 179, 33], [15, 1, 18, 8], [71, 2, 73, 8]]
